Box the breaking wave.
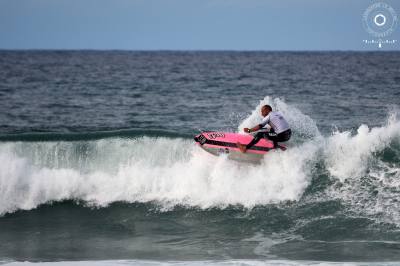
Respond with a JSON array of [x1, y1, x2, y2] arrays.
[[0, 97, 399, 228]]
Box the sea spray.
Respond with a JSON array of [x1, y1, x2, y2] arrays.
[[238, 96, 320, 140]]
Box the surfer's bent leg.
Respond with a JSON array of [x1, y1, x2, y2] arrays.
[[266, 131, 278, 149], [246, 132, 266, 149], [267, 129, 292, 149]]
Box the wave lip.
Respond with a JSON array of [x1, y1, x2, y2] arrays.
[[0, 128, 189, 142]]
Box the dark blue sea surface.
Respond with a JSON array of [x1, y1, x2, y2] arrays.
[[0, 51, 400, 265], [1, 51, 399, 135]]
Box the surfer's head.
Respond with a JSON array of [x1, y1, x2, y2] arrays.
[[261, 105, 272, 117]]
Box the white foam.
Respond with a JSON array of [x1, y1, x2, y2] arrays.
[[0, 135, 318, 214], [322, 112, 400, 224], [324, 113, 400, 181], [0, 98, 321, 215]]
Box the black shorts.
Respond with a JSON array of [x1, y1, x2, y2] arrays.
[[266, 129, 292, 143], [246, 129, 291, 149]]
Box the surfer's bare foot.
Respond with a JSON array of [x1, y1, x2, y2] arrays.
[[236, 142, 247, 153], [277, 145, 287, 151]]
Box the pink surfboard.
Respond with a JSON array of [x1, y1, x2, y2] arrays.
[[194, 131, 285, 162]]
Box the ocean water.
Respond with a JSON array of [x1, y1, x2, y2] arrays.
[[0, 51, 400, 265]]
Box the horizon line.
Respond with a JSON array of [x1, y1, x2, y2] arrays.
[[0, 48, 398, 52]]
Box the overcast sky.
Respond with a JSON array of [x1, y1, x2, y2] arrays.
[[0, 0, 399, 50]]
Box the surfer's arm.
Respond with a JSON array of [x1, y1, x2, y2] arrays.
[[244, 125, 261, 133], [244, 114, 271, 133], [259, 114, 270, 127]]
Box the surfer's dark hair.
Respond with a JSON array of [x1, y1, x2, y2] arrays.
[[263, 105, 272, 111]]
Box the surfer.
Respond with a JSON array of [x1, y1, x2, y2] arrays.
[[237, 105, 291, 152]]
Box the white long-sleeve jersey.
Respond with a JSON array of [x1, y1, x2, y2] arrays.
[[259, 111, 290, 134]]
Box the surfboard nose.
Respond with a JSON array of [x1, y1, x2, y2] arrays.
[[194, 134, 208, 145]]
